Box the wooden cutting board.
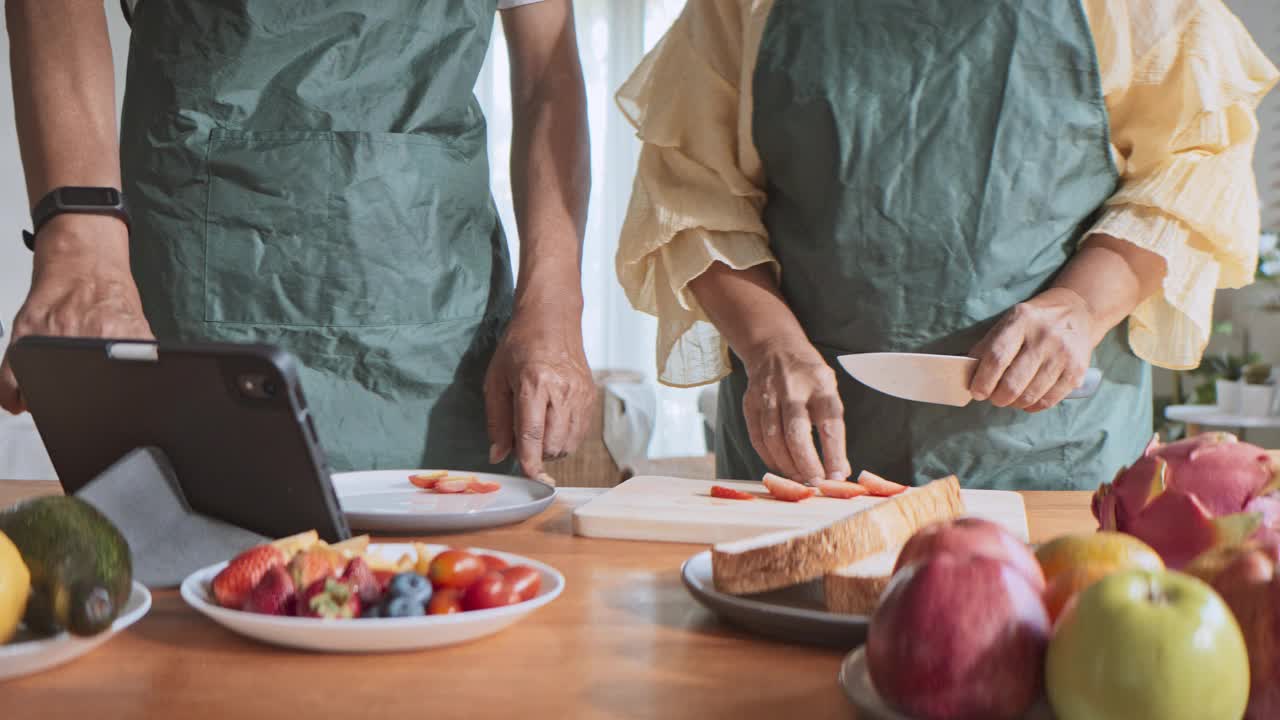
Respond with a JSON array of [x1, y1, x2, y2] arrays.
[[572, 476, 1030, 545]]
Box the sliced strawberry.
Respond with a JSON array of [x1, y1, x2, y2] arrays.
[[857, 470, 908, 497], [410, 470, 448, 489], [340, 556, 382, 605], [762, 473, 817, 502], [433, 478, 470, 494], [711, 485, 755, 501], [817, 480, 870, 499], [466, 478, 502, 494], [212, 544, 287, 609]]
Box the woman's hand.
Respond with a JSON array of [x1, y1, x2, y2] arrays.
[[968, 288, 1095, 412], [740, 337, 851, 483]]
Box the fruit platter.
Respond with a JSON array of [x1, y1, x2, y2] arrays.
[[180, 530, 565, 653], [0, 496, 151, 681]]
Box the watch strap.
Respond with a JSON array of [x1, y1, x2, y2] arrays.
[[24, 186, 130, 251]]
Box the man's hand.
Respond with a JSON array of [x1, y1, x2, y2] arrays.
[[484, 302, 593, 479], [740, 336, 850, 483], [968, 288, 1094, 412], [495, 0, 592, 480], [0, 216, 153, 414]]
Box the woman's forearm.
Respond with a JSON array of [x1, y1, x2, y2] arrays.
[[1051, 234, 1167, 346], [687, 261, 809, 363]]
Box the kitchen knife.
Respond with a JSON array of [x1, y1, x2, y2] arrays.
[[836, 352, 1102, 408]]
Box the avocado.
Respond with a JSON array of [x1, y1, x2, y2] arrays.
[[0, 496, 133, 636]]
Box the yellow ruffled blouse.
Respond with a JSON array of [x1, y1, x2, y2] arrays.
[[616, 0, 1279, 386]]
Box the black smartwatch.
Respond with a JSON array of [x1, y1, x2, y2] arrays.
[[22, 186, 131, 251]]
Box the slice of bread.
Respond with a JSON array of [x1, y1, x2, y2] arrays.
[[823, 550, 899, 615], [711, 476, 964, 595]]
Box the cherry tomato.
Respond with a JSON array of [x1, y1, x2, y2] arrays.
[[426, 588, 463, 615], [480, 554, 509, 573], [462, 572, 520, 611], [500, 566, 541, 602], [427, 550, 485, 590]]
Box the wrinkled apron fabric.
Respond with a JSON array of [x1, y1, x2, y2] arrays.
[[120, 0, 516, 473], [716, 0, 1151, 489]]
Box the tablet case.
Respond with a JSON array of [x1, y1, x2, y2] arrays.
[[10, 337, 350, 583]]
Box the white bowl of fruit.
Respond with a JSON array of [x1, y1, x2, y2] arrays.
[[180, 532, 564, 653]]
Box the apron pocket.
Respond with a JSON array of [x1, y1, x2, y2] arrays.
[[204, 129, 494, 327]]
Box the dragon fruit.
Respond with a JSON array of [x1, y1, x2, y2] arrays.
[[1092, 432, 1279, 569]]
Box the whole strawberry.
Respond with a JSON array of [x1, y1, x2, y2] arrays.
[[243, 565, 295, 615], [298, 577, 361, 619], [212, 544, 286, 609], [341, 557, 382, 605]]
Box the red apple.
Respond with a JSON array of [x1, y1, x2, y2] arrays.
[[894, 517, 1046, 592], [867, 554, 1050, 720], [1208, 546, 1280, 719]]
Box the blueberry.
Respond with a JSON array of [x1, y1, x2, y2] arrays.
[[387, 572, 432, 603], [360, 603, 384, 619], [383, 595, 425, 618]]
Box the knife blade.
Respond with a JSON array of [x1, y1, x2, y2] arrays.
[[836, 352, 1102, 407]]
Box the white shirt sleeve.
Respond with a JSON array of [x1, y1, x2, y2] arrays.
[[497, 0, 545, 9]]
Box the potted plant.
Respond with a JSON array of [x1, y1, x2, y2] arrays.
[[1186, 322, 1259, 411], [1240, 362, 1275, 416]]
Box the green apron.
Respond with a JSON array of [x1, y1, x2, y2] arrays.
[[717, 0, 1152, 490], [118, 0, 517, 473]]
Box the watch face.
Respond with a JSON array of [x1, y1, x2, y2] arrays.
[[58, 187, 119, 207]]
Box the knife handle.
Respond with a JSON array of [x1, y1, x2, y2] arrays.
[[1066, 368, 1102, 399]]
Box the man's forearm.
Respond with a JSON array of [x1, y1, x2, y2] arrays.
[[504, 1, 589, 314], [7, 0, 128, 263], [1050, 234, 1167, 346]]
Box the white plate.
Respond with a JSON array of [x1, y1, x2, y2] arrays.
[[0, 582, 151, 682], [180, 543, 564, 653], [681, 550, 868, 648], [331, 470, 557, 533], [838, 647, 1055, 719]]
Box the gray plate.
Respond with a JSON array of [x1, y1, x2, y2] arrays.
[[331, 470, 556, 534], [680, 550, 869, 648], [838, 647, 1055, 719]]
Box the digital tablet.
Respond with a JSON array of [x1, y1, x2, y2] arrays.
[[10, 336, 350, 542]]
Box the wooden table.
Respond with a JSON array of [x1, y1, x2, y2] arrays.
[[0, 482, 1094, 719]]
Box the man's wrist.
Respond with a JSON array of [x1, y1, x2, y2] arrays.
[[31, 214, 131, 269]]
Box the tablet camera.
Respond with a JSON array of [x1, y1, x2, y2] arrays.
[[237, 373, 278, 400]]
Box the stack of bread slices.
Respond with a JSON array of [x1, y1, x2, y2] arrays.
[[710, 476, 965, 614]]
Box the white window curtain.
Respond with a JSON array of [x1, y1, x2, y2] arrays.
[[478, 0, 707, 459]]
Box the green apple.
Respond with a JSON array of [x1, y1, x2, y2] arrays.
[[1047, 569, 1249, 720]]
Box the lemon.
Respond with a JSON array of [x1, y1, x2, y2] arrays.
[[0, 530, 30, 643]]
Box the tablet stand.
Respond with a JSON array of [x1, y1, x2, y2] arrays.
[[75, 446, 269, 589]]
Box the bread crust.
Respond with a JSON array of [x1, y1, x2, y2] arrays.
[[711, 476, 964, 595]]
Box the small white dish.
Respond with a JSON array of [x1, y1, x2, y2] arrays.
[[0, 581, 151, 682], [331, 470, 556, 533], [838, 646, 1055, 719], [180, 543, 564, 653]]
